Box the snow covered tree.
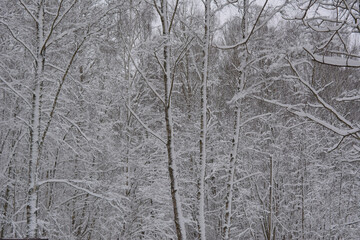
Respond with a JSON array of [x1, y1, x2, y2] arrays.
[[0, 0, 121, 238], [1, 0, 359, 239]]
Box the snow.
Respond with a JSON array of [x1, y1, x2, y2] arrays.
[[295, 111, 359, 136], [2, 0, 360, 239], [354, 145, 360, 152], [0, 76, 31, 107], [258, 97, 360, 137], [312, 54, 360, 67], [336, 95, 360, 102], [304, 47, 360, 67]]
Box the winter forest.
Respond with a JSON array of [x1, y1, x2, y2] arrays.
[[0, 0, 359, 239]]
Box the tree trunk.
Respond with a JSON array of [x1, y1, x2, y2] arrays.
[[268, 156, 273, 240], [160, 1, 187, 239], [198, 0, 210, 239], [223, 2, 248, 239], [223, 105, 241, 240], [26, 1, 45, 237]]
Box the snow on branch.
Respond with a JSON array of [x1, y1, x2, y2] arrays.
[[18, 0, 39, 23], [214, 0, 269, 50], [287, 59, 360, 140], [0, 76, 31, 108], [58, 114, 89, 141], [335, 89, 360, 102], [255, 96, 360, 139], [40, 36, 88, 149], [123, 100, 166, 145], [239, 113, 272, 128], [0, 20, 37, 61], [326, 136, 346, 153], [234, 172, 262, 184], [304, 48, 360, 68], [296, 110, 359, 137], [354, 145, 360, 152], [37, 179, 125, 212], [126, 48, 165, 105], [227, 85, 260, 104], [336, 95, 360, 102], [41, 0, 69, 51]]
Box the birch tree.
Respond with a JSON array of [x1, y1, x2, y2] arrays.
[[0, 0, 108, 237], [197, 0, 211, 239], [216, 1, 288, 238], [255, 16, 360, 238], [1, 0, 360, 238], [279, 0, 360, 141], [145, 1, 189, 238]]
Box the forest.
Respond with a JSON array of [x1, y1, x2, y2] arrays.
[[0, 0, 359, 239]]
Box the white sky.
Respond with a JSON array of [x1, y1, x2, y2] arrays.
[[151, 0, 285, 29], [216, 0, 285, 26]]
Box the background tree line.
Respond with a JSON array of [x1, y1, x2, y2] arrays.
[[0, 0, 359, 239]]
